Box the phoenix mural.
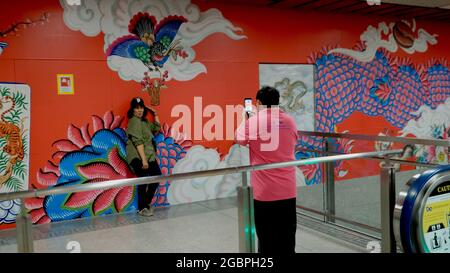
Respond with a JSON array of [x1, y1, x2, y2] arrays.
[[106, 12, 189, 105], [61, 0, 246, 105]]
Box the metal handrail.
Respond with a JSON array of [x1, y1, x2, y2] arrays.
[[0, 149, 402, 202], [298, 130, 450, 147], [297, 148, 442, 168]]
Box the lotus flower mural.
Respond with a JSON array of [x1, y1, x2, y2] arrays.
[[25, 111, 191, 224]]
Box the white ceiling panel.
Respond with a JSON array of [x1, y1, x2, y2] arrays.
[[377, 0, 450, 8]]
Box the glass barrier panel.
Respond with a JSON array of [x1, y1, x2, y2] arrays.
[[0, 196, 241, 253], [333, 158, 382, 237], [296, 135, 325, 219]]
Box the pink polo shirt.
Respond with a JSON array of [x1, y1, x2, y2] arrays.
[[235, 108, 298, 201]]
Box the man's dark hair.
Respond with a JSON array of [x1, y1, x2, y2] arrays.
[[256, 86, 280, 108]]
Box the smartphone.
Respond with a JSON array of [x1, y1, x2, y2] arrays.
[[244, 98, 252, 113]]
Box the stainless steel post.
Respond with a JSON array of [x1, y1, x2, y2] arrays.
[[237, 172, 256, 253], [380, 160, 397, 253], [16, 199, 34, 253], [324, 138, 336, 223]]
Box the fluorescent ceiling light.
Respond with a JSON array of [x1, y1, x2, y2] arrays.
[[363, 0, 450, 8], [66, 0, 81, 6]]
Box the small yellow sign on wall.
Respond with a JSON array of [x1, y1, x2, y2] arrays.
[[57, 74, 74, 95]]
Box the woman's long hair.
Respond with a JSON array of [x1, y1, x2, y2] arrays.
[[127, 97, 149, 120]]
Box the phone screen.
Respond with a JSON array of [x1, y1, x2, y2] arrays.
[[244, 98, 252, 112]]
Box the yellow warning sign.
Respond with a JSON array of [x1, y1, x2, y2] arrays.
[[422, 194, 450, 253]]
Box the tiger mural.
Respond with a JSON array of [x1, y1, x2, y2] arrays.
[[0, 95, 24, 188]]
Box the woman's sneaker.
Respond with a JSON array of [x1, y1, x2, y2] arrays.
[[138, 207, 154, 217]]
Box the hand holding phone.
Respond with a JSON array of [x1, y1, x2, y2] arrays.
[[244, 98, 253, 117]]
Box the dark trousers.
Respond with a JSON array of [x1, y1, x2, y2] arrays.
[[130, 159, 162, 210], [253, 198, 297, 254]]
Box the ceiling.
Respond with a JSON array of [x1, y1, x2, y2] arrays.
[[201, 0, 450, 21], [380, 0, 450, 8]]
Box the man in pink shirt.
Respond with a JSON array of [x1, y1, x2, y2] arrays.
[[236, 86, 298, 254]]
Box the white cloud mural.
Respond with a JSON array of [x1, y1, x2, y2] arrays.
[[400, 97, 450, 139], [329, 19, 437, 63], [168, 144, 306, 205], [400, 97, 450, 165], [168, 144, 249, 204]]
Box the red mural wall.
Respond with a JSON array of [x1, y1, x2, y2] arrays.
[[0, 0, 449, 228]]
